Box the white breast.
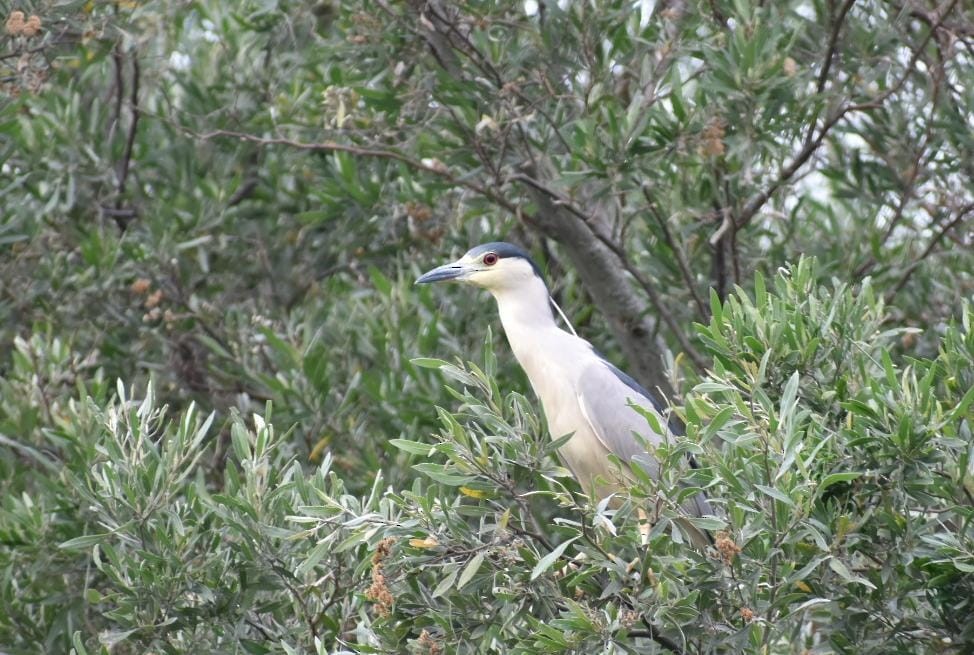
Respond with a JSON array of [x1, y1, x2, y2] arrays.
[[503, 324, 624, 496], [488, 278, 632, 497]]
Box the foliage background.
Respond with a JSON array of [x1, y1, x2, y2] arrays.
[[0, 0, 972, 653]]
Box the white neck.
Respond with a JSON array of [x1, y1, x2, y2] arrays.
[[489, 276, 562, 372]]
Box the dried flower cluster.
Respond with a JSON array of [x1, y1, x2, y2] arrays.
[[5, 11, 41, 38], [130, 278, 152, 295], [715, 531, 742, 565], [131, 278, 169, 323], [740, 607, 756, 622], [699, 116, 727, 158], [783, 56, 798, 77], [413, 629, 443, 655], [365, 537, 396, 617], [404, 201, 444, 244], [619, 609, 640, 629]]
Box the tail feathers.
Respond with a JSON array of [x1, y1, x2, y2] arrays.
[[678, 490, 716, 548], [674, 516, 715, 549]]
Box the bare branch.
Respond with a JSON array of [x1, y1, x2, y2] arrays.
[[105, 44, 141, 231], [885, 202, 974, 302], [116, 55, 140, 202], [188, 128, 520, 215], [641, 184, 709, 321], [815, 0, 858, 95]]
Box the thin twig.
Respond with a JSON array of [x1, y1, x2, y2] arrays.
[[0, 26, 76, 61], [855, 56, 944, 277], [109, 43, 124, 144], [736, 0, 959, 231], [639, 618, 687, 655], [189, 127, 520, 215], [117, 55, 140, 201], [885, 202, 974, 301], [736, 109, 844, 230], [641, 184, 708, 321], [226, 178, 259, 208], [815, 0, 858, 95], [845, 0, 959, 112]]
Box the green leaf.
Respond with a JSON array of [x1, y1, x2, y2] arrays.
[[457, 551, 485, 590], [295, 541, 332, 577], [703, 405, 736, 439], [368, 266, 392, 296], [531, 537, 578, 581], [431, 566, 459, 598], [411, 357, 449, 370], [709, 288, 723, 324], [829, 557, 876, 589], [389, 439, 435, 456], [756, 484, 796, 507], [779, 371, 800, 424], [684, 516, 727, 531], [695, 381, 735, 394], [819, 471, 863, 493], [946, 384, 974, 424], [59, 533, 109, 550], [754, 270, 767, 308], [412, 463, 477, 486]]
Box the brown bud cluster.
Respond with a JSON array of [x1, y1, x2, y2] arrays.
[[404, 201, 443, 244], [130, 278, 152, 295], [5, 11, 41, 37], [714, 531, 742, 565], [414, 629, 443, 655], [699, 117, 727, 158], [144, 289, 164, 309], [783, 57, 798, 77], [404, 201, 432, 223], [740, 607, 755, 622], [365, 537, 396, 617], [619, 609, 640, 629]]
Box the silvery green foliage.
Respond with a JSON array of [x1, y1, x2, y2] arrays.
[[1, 262, 970, 654]]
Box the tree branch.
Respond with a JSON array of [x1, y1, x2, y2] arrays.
[[845, 0, 959, 112], [815, 0, 858, 96], [117, 55, 140, 201], [641, 183, 709, 322], [885, 202, 974, 302], [188, 128, 520, 215], [736, 0, 960, 231], [854, 45, 945, 278], [105, 44, 141, 231]]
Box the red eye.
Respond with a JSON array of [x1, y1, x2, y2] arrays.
[[483, 252, 498, 266]]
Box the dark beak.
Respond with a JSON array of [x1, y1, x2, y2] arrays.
[[415, 261, 468, 284]]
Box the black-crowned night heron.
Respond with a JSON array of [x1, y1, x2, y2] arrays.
[[417, 242, 713, 546]]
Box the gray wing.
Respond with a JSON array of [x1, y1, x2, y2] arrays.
[[575, 359, 670, 461], [576, 358, 713, 520]]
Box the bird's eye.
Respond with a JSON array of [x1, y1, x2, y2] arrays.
[[483, 252, 499, 266]]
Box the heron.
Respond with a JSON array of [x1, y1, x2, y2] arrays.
[[416, 241, 713, 547]]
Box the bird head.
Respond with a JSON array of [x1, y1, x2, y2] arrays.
[[415, 242, 544, 293]]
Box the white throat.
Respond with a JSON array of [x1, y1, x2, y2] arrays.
[[487, 275, 573, 386], [489, 275, 558, 337]]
